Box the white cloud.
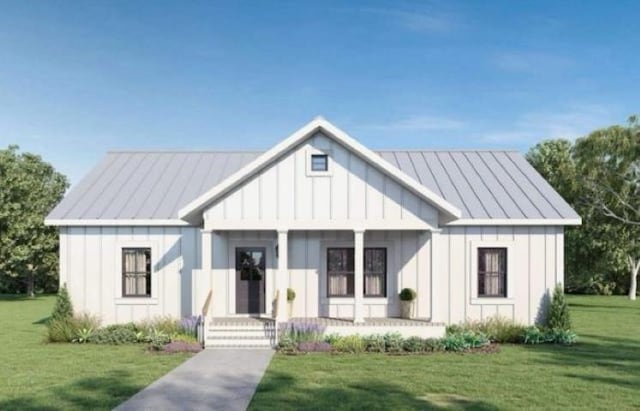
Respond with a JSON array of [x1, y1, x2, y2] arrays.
[[481, 104, 617, 144], [364, 115, 466, 132]]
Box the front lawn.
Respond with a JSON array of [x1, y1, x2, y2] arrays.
[[0, 295, 190, 410], [251, 295, 640, 410]]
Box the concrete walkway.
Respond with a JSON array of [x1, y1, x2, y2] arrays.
[[115, 349, 274, 411]]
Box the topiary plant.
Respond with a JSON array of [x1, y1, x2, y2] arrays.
[[287, 288, 296, 302], [545, 284, 571, 331], [399, 288, 417, 301], [51, 284, 73, 321]]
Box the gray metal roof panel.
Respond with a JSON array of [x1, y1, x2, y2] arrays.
[[47, 149, 578, 222]]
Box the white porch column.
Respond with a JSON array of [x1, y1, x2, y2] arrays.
[[430, 229, 441, 323], [276, 229, 289, 321], [353, 229, 365, 323], [201, 229, 212, 272]]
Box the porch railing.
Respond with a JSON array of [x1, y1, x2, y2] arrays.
[[198, 289, 212, 346]]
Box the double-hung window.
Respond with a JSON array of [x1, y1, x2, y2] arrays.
[[477, 248, 507, 297], [122, 248, 151, 297], [327, 248, 387, 297]]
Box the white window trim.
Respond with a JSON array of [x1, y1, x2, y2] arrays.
[[320, 240, 393, 304], [305, 147, 333, 177], [114, 240, 159, 305], [469, 240, 515, 305]]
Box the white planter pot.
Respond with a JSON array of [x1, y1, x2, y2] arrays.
[[400, 300, 414, 319]]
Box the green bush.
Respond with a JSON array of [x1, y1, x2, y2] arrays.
[[287, 288, 296, 302], [546, 284, 572, 331], [146, 327, 171, 350], [363, 334, 386, 353], [277, 335, 298, 353], [383, 333, 404, 353], [522, 326, 546, 344], [545, 329, 578, 345], [402, 336, 424, 353], [422, 338, 445, 352], [399, 288, 417, 301], [92, 324, 138, 345], [460, 317, 526, 343], [51, 284, 73, 322], [443, 330, 489, 351], [136, 316, 180, 335], [324, 333, 341, 344], [332, 335, 365, 353], [73, 327, 94, 344], [47, 318, 77, 343]]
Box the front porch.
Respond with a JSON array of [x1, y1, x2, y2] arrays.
[[203, 316, 446, 348]]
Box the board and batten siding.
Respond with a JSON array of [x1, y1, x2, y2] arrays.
[[203, 132, 438, 229], [59, 226, 200, 324], [435, 225, 564, 325]]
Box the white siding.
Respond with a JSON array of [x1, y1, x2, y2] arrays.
[[435, 225, 564, 325], [203, 132, 438, 229], [60, 226, 199, 324]]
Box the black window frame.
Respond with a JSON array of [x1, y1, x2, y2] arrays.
[[326, 247, 387, 298], [311, 154, 329, 172], [122, 247, 152, 298], [477, 247, 507, 298]]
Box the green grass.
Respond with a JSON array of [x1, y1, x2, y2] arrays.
[[0, 295, 191, 410], [251, 295, 640, 410]]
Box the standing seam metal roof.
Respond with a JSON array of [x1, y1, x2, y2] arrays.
[[47, 149, 579, 221]]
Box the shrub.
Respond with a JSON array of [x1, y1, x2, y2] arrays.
[[332, 335, 365, 353], [47, 318, 76, 343], [442, 333, 468, 352], [277, 335, 297, 353], [383, 333, 404, 353], [51, 284, 73, 322], [399, 288, 417, 301], [324, 333, 341, 344], [402, 336, 424, 353], [546, 284, 572, 331], [137, 316, 181, 335], [545, 329, 578, 345], [422, 338, 445, 352], [287, 288, 296, 302], [280, 322, 325, 343], [92, 324, 138, 345], [461, 317, 526, 343], [297, 341, 332, 352], [443, 330, 489, 351], [162, 341, 203, 353], [522, 326, 546, 344], [74, 313, 101, 331], [363, 334, 386, 353], [147, 327, 171, 350], [73, 327, 94, 344]]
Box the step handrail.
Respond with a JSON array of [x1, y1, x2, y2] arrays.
[[200, 289, 213, 346]]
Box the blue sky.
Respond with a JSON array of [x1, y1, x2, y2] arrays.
[[0, 1, 638, 184]]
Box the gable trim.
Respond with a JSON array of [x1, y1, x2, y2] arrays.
[[178, 117, 462, 224]]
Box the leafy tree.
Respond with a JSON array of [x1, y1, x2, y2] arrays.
[[0, 145, 68, 295], [574, 117, 640, 299], [545, 284, 571, 331]]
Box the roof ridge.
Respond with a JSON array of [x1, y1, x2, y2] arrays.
[[107, 148, 522, 154]]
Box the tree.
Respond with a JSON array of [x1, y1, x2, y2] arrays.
[[573, 117, 640, 299], [545, 284, 572, 330], [0, 145, 68, 295]]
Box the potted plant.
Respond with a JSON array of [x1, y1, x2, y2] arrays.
[[287, 288, 296, 317], [399, 288, 416, 319]]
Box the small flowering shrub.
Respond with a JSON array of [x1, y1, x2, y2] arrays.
[[332, 335, 365, 353], [383, 333, 404, 353], [363, 334, 386, 353]]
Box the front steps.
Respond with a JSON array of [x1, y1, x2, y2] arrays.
[[205, 318, 276, 349]]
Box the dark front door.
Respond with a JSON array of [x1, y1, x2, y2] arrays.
[[235, 247, 266, 314]]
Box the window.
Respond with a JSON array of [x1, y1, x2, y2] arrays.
[[122, 248, 151, 297], [311, 154, 328, 171], [478, 248, 507, 297], [327, 248, 387, 297]]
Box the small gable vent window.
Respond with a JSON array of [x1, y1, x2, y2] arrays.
[[311, 154, 328, 172]]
